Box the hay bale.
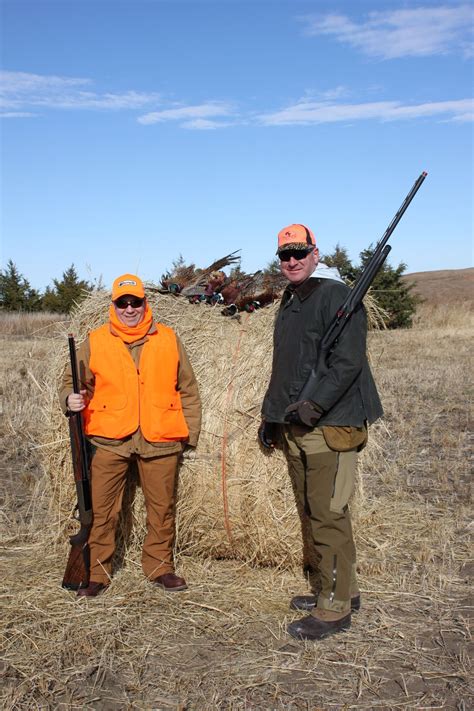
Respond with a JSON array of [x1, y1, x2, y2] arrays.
[[41, 286, 382, 571]]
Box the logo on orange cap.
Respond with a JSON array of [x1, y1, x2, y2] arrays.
[[112, 273, 145, 301], [277, 224, 316, 254]]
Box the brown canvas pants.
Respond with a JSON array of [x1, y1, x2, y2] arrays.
[[283, 425, 360, 614], [88, 448, 180, 584]]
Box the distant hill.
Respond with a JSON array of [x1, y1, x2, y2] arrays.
[[402, 268, 473, 306]]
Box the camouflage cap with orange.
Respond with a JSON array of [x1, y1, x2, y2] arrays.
[[277, 224, 316, 254], [112, 273, 145, 301]]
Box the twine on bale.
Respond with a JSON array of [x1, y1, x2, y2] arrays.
[[40, 284, 386, 572], [220, 311, 251, 548]]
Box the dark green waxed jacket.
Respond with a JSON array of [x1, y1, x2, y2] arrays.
[[262, 277, 383, 426]]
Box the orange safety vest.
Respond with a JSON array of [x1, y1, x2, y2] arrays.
[[83, 323, 189, 442]]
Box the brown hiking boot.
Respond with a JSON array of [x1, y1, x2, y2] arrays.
[[290, 593, 361, 613], [287, 608, 351, 641], [77, 582, 108, 598], [153, 573, 188, 592]]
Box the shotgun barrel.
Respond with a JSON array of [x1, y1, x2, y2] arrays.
[[297, 171, 427, 403]]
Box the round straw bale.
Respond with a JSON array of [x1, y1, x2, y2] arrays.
[[41, 285, 383, 571]]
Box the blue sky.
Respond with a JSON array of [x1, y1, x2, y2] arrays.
[[1, 0, 473, 291]]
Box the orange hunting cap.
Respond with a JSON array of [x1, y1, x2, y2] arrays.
[[112, 274, 145, 301], [277, 224, 316, 254]]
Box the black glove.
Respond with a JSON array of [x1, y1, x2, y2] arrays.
[[258, 420, 278, 449], [284, 400, 323, 427], [180, 443, 196, 460]]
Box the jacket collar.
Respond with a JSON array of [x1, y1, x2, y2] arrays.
[[283, 277, 322, 304]]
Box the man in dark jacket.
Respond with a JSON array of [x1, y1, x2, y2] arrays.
[[260, 224, 383, 641]]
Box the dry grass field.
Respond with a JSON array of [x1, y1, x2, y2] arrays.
[[0, 296, 472, 710], [403, 267, 473, 306]]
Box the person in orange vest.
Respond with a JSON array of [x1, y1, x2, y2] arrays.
[[61, 274, 201, 597]]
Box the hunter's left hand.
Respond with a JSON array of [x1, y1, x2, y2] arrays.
[[258, 420, 276, 450], [284, 400, 323, 427], [181, 443, 196, 461]]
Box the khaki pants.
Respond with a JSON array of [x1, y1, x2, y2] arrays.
[[283, 425, 359, 613], [88, 448, 180, 584]]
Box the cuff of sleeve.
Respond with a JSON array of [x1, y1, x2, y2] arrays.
[[62, 395, 71, 416]]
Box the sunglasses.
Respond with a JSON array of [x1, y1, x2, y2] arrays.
[[114, 296, 145, 309], [279, 249, 312, 262]]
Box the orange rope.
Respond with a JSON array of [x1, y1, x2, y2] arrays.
[[221, 312, 250, 547]]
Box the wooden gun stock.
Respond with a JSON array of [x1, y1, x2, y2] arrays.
[[62, 522, 91, 590]]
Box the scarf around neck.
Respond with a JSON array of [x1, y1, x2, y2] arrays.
[[108, 303, 153, 343]]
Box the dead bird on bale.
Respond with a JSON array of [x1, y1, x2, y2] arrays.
[[221, 272, 284, 316], [156, 252, 286, 317], [179, 252, 241, 298], [220, 271, 262, 304], [156, 252, 241, 298]]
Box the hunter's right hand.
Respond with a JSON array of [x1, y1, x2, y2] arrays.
[[67, 390, 87, 412], [258, 420, 276, 450]]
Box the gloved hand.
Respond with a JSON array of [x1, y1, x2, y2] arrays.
[[181, 443, 196, 461], [258, 420, 277, 450], [284, 400, 323, 427]]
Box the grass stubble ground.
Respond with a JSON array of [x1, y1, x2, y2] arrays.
[[0, 306, 472, 710]]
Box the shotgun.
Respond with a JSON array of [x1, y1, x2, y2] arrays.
[[293, 171, 427, 414], [61, 334, 93, 590]]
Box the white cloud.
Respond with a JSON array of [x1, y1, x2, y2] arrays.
[[137, 102, 232, 126], [1, 70, 471, 130], [0, 70, 161, 111], [43, 90, 162, 110], [181, 119, 227, 130], [0, 111, 37, 118], [320, 86, 350, 100], [0, 71, 234, 128], [259, 98, 474, 125], [1, 70, 90, 93], [300, 5, 473, 59]]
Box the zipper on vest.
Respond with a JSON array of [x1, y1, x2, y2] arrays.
[[136, 366, 141, 444]]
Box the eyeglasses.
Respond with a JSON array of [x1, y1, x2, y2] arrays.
[[114, 296, 145, 309], [279, 250, 312, 262]]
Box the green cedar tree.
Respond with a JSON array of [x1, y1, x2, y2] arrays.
[[42, 264, 91, 313], [0, 260, 42, 311]]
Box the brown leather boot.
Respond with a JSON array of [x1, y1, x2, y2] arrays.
[[153, 573, 188, 591], [288, 608, 351, 641], [76, 582, 108, 598]]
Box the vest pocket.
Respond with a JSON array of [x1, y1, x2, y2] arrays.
[[150, 401, 188, 440], [151, 391, 181, 409], [88, 394, 128, 411]]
